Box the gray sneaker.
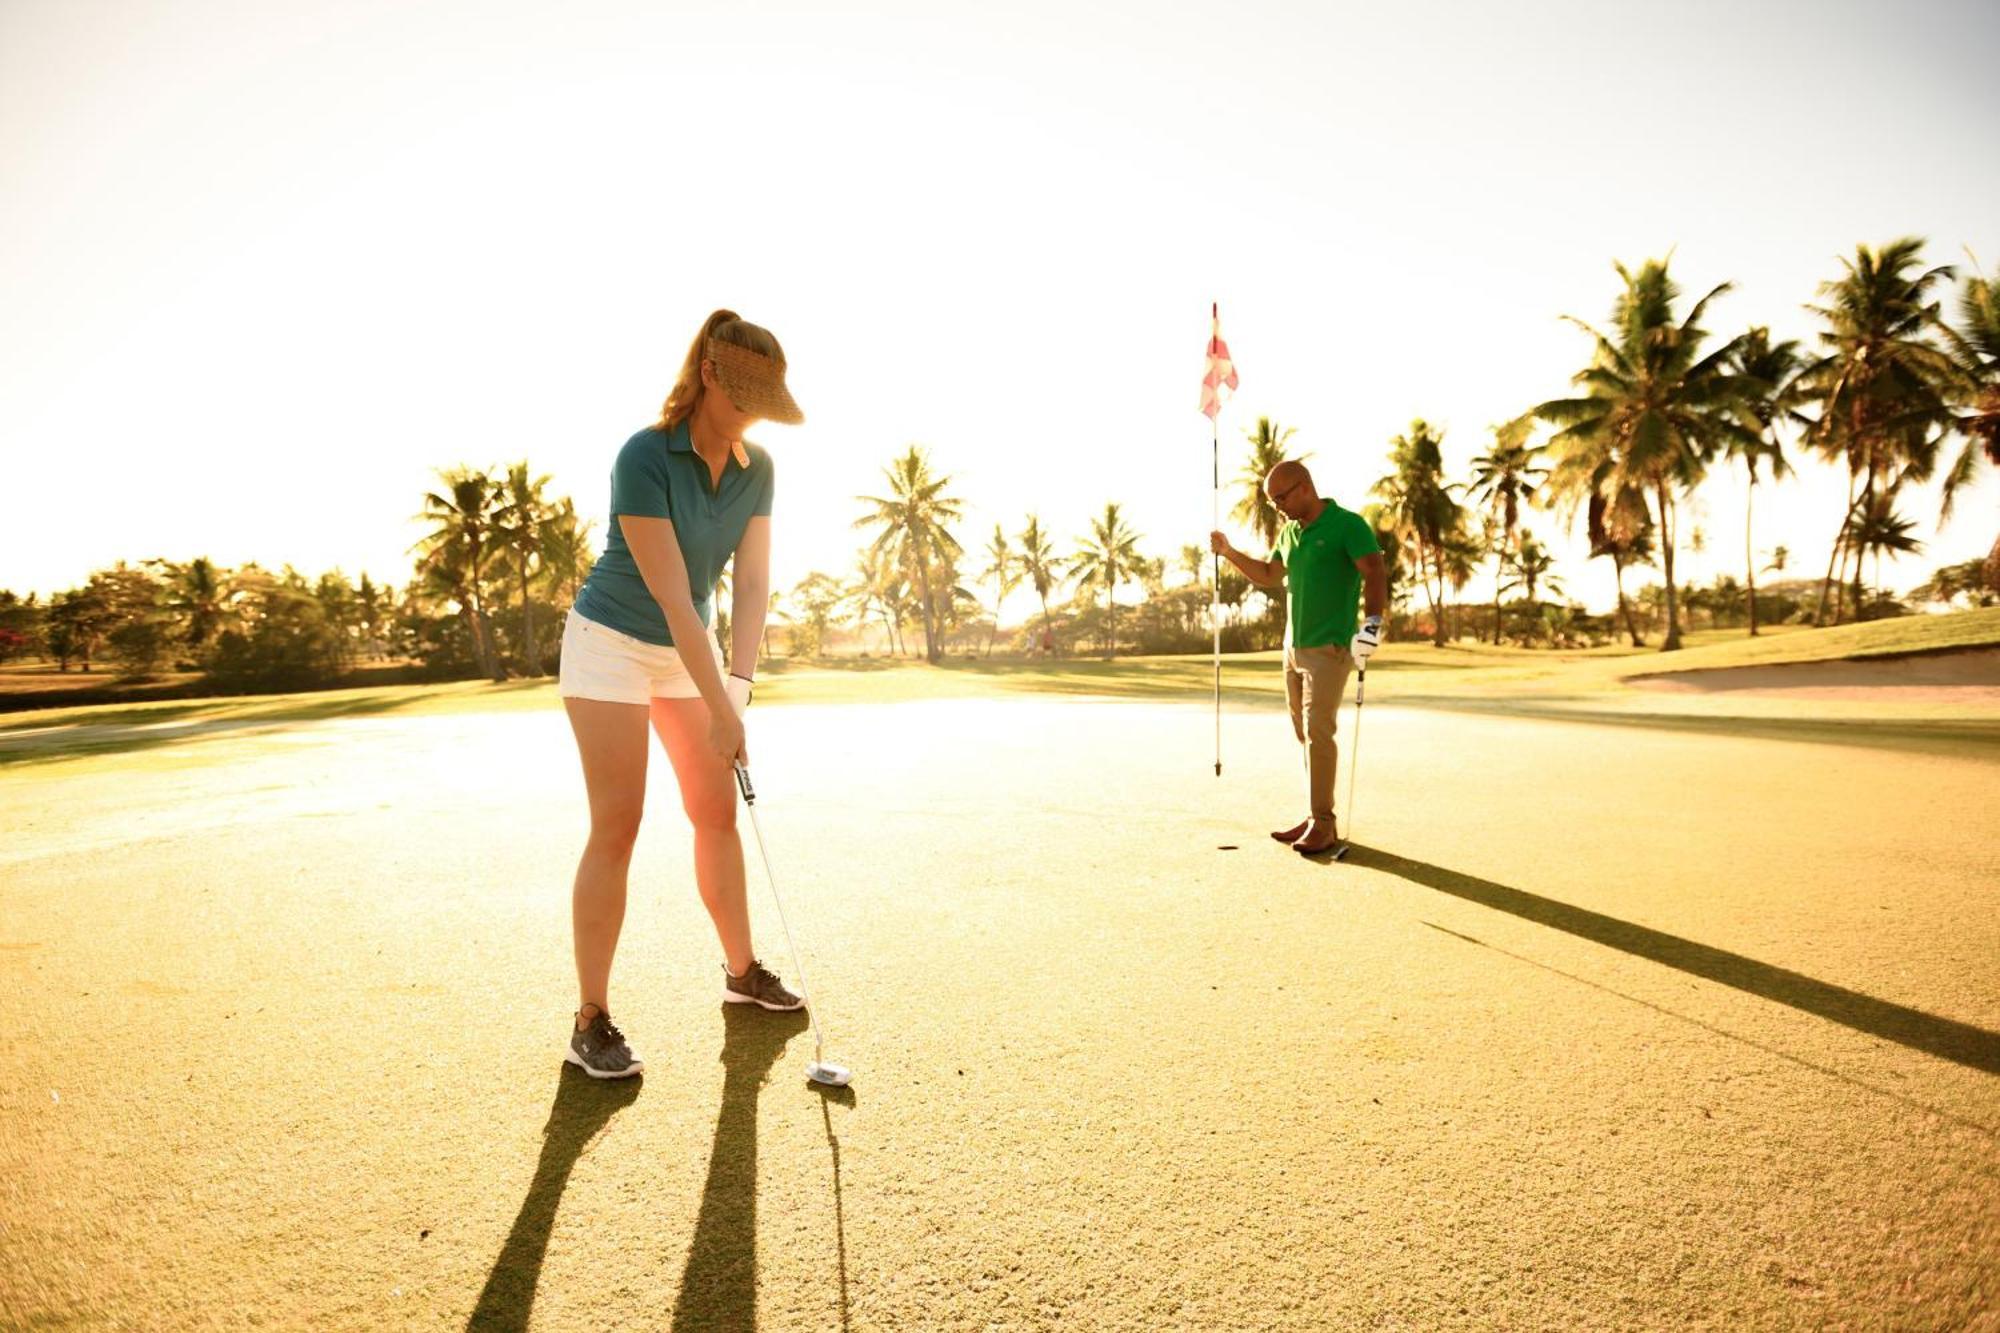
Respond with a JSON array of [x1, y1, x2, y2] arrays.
[[722, 960, 804, 1012], [565, 1007, 643, 1079]]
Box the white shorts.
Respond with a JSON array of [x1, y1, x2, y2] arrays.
[[557, 610, 724, 705]]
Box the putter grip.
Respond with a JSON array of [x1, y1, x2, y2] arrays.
[[734, 763, 755, 804]]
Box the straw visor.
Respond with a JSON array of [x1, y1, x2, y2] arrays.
[[708, 337, 804, 425]]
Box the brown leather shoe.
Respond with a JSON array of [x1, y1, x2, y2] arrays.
[[1270, 819, 1310, 845], [1293, 820, 1342, 855]]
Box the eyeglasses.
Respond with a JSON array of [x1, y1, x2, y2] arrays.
[[1267, 477, 1306, 507]]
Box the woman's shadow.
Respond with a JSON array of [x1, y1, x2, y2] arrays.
[[670, 1003, 812, 1332], [467, 1060, 645, 1331]]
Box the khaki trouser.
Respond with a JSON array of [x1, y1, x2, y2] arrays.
[[1284, 641, 1355, 824]]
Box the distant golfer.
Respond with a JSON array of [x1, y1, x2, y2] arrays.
[[555, 310, 807, 1079], [1211, 459, 1387, 855]]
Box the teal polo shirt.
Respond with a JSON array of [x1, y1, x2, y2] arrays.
[[572, 422, 775, 646], [1269, 500, 1380, 648]]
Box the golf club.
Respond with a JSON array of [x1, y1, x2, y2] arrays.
[[1331, 665, 1364, 861], [734, 761, 852, 1087]]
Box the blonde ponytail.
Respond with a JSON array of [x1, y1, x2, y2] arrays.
[[659, 309, 788, 428]]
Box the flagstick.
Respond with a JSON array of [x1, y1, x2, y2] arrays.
[[1212, 413, 1222, 777], [1202, 299, 1234, 779]]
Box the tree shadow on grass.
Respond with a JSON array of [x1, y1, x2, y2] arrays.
[[771, 655, 1280, 701], [0, 682, 550, 769], [467, 1062, 645, 1331], [670, 1004, 811, 1332], [1345, 846, 2000, 1076], [762, 657, 908, 675], [1388, 694, 2000, 758]]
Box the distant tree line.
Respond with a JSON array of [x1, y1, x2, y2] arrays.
[[815, 441, 1313, 663], [0, 462, 594, 692]]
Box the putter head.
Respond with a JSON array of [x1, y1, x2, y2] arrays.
[[806, 1060, 851, 1088], [1330, 842, 1351, 861]]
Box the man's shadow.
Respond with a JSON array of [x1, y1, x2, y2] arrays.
[[669, 1004, 811, 1332], [467, 1062, 644, 1331], [1330, 844, 2000, 1076]]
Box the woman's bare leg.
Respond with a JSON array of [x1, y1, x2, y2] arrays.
[[564, 696, 651, 1024], [649, 696, 753, 976]]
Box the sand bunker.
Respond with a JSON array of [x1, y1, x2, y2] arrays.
[[1631, 646, 2000, 702]]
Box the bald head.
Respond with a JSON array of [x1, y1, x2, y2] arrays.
[[1263, 459, 1321, 522], [1265, 459, 1312, 495]]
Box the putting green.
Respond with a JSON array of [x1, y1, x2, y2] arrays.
[[2, 683, 1996, 1328]]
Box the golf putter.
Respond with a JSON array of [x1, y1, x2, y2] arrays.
[[734, 762, 852, 1087], [1332, 666, 1364, 861]]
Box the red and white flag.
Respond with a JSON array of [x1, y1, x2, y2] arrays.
[[1198, 302, 1238, 420]]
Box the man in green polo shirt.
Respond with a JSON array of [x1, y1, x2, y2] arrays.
[[1211, 459, 1388, 855]]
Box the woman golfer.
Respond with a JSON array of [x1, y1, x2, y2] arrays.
[[557, 310, 805, 1078]]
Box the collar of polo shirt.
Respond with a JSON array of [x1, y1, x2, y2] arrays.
[[668, 421, 750, 470]]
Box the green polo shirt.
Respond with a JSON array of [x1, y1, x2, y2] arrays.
[[572, 422, 775, 646], [1269, 501, 1380, 648]]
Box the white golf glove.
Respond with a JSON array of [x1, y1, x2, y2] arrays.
[[1351, 616, 1383, 665], [725, 674, 753, 718]]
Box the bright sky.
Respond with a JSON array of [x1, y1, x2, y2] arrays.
[[5, 0, 1997, 619]]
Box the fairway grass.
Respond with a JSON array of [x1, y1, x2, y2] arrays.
[[3, 691, 1996, 1328], [4, 608, 1996, 770]]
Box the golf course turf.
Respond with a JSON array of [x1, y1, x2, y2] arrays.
[[2, 622, 1996, 1328]]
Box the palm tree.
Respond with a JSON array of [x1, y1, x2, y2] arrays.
[[413, 466, 506, 680], [1467, 418, 1548, 644], [1357, 503, 1406, 615], [1530, 257, 1754, 651], [1232, 417, 1301, 549], [313, 570, 362, 670], [1541, 418, 1656, 648], [1438, 525, 1482, 643], [1595, 494, 1656, 647], [355, 572, 388, 660], [1939, 253, 2000, 595], [979, 524, 1019, 657], [1725, 328, 1802, 635], [1016, 514, 1059, 651], [537, 499, 596, 607], [1232, 417, 1304, 629], [855, 447, 963, 664], [1501, 537, 1560, 632], [928, 551, 980, 652], [1848, 491, 1923, 615], [1765, 545, 1789, 577], [846, 548, 907, 656], [411, 543, 493, 677], [1371, 419, 1462, 647], [1793, 239, 1959, 625], [494, 462, 553, 674], [159, 557, 231, 654], [1069, 503, 1142, 658]]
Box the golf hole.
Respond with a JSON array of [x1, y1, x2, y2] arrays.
[[1217, 844, 1238, 851]]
